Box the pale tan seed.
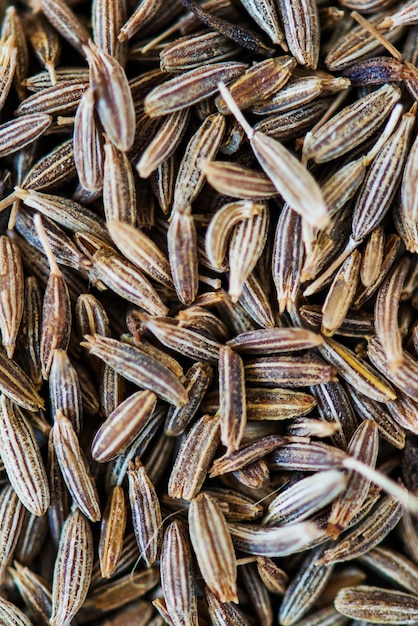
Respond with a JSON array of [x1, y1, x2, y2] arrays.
[[75, 232, 168, 316], [0, 113, 52, 158], [108, 220, 173, 287], [228, 521, 324, 557], [201, 159, 278, 199], [321, 250, 361, 337], [219, 82, 329, 228], [209, 435, 289, 477], [140, 315, 221, 363], [15, 80, 88, 116], [374, 257, 409, 371], [318, 337, 397, 403], [0, 394, 49, 516], [137, 109, 190, 179], [263, 470, 347, 526], [168, 412, 221, 500], [189, 492, 238, 603], [49, 349, 83, 434], [219, 345, 246, 455], [334, 585, 418, 623], [41, 0, 90, 55], [228, 203, 269, 302], [0, 597, 33, 626], [73, 87, 105, 194], [272, 204, 304, 314], [0, 484, 25, 584], [98, 485, 127, 579], [277, 0, 320, 67], [161, 520, 198, 626], [173, 112, 226, 214], [168, 208, 199, 306], [84, 41, 135, 152], [360, 226, 385, 287], [103, 139, 136, 225], [91, 390, 157, 462], [205, 586, 252, 626], [144, 62, 248, 117], [238, 0, 286, 45], [25, 13, 61, 84], [50, 509, 93, 626], [52, 410, 101, 522], [92, 0, 127, 65], [118, 0, 164, 41], [0, 236, 23, 359], [83, 334, 188, 406], [303, 84, 401, 163]]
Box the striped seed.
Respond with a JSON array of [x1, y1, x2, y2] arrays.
[[228, 521, 324, 557], [228, 326, 323, 354], [321, 250, 361, 337], [303, 84, 401, 163], [91, 390, 157, 462], [219, 345, 246, 454], [219, 83, 329, 228], [49, 349, 83, 434], [239, 0, 285, 45], [41, 0, 90, 55], [50, 509, 93, 626], [334, 585, 418, 623], [0, 484, 25, 584], [84, 41, 135, 152], [144, 62, 248, 117], [81, 334, 188, 407], [0, 114, 52, 158], [277, 0, 320, 67], [165, 361, 213, 436], [52, 410, 101, 522], [0, 394, 49, 516], [0, 235, 23, 359], [128, 458, 162, 567], [244, 353, 337, 388], [168, 412, 221, 500], [161, 520, 198, 626], [73, 87, 105, 194], [201, 159, 278, 199], [15, 80, 88, 116], [189, 492, 238, 603], [168, 208, 199, 306]]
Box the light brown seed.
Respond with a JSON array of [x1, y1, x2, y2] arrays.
[[277, 0, 320, 67], [73, 87, 105, 194], [81, 334, 188, 407], [144, 62, 248, 117], [128, 458, 162, 567], [52, 410, 101, 522], [99, 485, 127, 579], [189, 492, 238, 603], [161, 520, 198, 626], [84, 41, 135, 152], [334, 585, 418, 623], [50, 508, 93, 626], [219, 83, 329, 228], [91, 390, 157, 462]]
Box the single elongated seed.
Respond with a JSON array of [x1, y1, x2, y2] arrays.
[[128, 458, 162, 567], [374, 257, 409, 371], [303, 84, 401, 163], [168, 412, 221, 500], [201, 159, 278, 199], [219, 345, 246, 455], [228, 521, 324, 557], [107, 220, 173, 287], [0, 394, 49, 516], [318, 337, 397, 403], [334, 585, 418, 623], [189, 492, 238, 603], [219, 82, 329, 228], [144, 62, 248, 117], [91, 390, 157, 462], [50, 509, 93, 626], [81, 334, 188, 407], [52, 410, 101, 522], [168, 208, 199, 306], [161, 520, 198, 626], [263, 470, 347, 526], [0, 114, 52, 158], [277, 0, 320, 68], [73, 87, 105, 193], [99, 485, 127, 579], [239, 0, 285, 45], [84, 41, 135, 152], [215, 56, 296, 113], [228, 327, 323, 354]]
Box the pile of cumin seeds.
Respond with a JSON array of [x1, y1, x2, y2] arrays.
[[0, 0, 418, 624]]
